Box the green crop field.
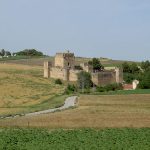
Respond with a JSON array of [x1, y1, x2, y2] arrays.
[[0, 128, 149, 150]]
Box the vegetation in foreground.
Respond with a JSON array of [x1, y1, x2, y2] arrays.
[[0, 128, 149, 150]]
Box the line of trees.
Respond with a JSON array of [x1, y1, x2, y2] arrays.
[[0, 49, 11, 57], [15, 49, 44, 56], [122, 61, 150, 89], [0, 49, 44, 57]]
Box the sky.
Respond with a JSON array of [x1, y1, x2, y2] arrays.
[[0, 0, 150, 61]]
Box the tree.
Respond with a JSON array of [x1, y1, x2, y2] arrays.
[[5, 51, 11, 56], [122, 62, 131, 73], [123, 73, 135, 83], [16, 49, 43, 56], [88, 58, 104, 72], [141, 60, 150, 71], [139, 71, 150, 89], [130, 63, 140, 74], [122, 62, 140, 74], [0, 49, 5, 56], [77, 71, 92, 89]]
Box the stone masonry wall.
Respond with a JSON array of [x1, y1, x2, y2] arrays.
[[92, 71, 116, 86], [49, 67, 80, 82], [55, 54, 65, 68], [50, 67, 65, 80], [55, 53, 75, 69], [69, 70, 80, 82]]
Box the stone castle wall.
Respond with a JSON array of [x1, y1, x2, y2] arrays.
[[55, 54, 65, 68], [80, 63, 93, 73], [50, 67, 65, 80], [69, 70, 80, 81], [92, 71, 116, 86], [44, 52, 123, 86], [50, 68, 79, 82]]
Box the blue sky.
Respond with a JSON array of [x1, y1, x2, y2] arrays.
[[0, 0, 150, 61]]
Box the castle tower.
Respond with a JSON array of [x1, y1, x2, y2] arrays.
[[44, 61, 51, 78], [55, 51, 75, 69]]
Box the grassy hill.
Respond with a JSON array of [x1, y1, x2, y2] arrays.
[[0, 63, 66, 117]]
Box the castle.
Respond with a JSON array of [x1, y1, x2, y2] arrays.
[[44, 51, 123, 86]]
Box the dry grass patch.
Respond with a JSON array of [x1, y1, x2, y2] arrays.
[[0, 63, 65, 116], [1, 94, 150, 128]]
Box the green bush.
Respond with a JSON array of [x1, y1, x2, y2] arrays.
[[96, 86, 105, 92], [55, 79, 63, 85], [96, 83, 123, 92], [65, 84, 77, 94], [138, 71, 150, 89]]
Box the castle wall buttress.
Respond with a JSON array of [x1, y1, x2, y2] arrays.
[[44, 61, 51, 78]]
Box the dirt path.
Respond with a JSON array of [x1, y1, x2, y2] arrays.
[[25, 96, 77, 116], [0, 96, 78, 119]]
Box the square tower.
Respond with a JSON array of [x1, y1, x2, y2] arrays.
[[55, 51, 75, 69]]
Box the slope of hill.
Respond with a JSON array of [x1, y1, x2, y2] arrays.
[[0, 56, 139, 67], [0, 63, 65, 117]]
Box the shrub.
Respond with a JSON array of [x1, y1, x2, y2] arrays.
[[96, 86, 105, 92], [96, 83, 123, 92], [55, 79, 63, 85], [138, 71, 150, 89], [65, 84, 77, 94]]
